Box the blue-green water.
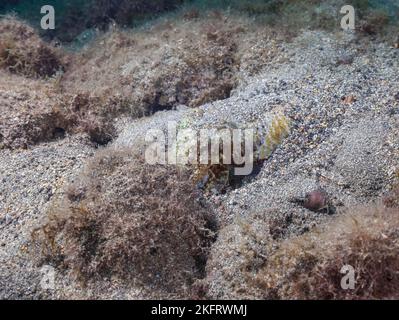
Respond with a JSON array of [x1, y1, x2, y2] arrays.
[[1, 0, 398, 42]]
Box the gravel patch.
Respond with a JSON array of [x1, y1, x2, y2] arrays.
[[0, 135, 94, 299]]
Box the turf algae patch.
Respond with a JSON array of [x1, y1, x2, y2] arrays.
[[255, 204, 399, 299], [32, 149, 217, 294], [0, 16, 65, 78]]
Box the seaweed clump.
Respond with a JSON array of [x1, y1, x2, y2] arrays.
[[33, 149, 216, 293], [256, 204, 399, 299], [0, 16, 65, 78]]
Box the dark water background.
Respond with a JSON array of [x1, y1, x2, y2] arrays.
[[0, 0, 398, 42]]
